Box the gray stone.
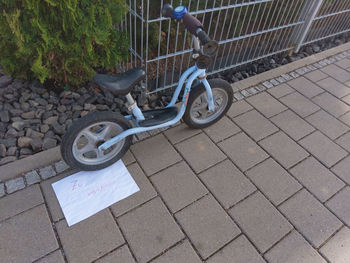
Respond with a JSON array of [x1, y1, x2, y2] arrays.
[[35, 97, 48, 106], [326, 187, 350, 226], [0, 110, 10, 122], [319, 227, 350, 263], [42, 138, 57, 150], [0, 143, 6, 157], [25, 170, 41, 185], [5, 177, 25, 194], [57, 105, 66, 113], [52, 122, 65, 135], [40, 124, 50, 133], [0, 138, 16, 147], [262, 81, 274, 89], [0, 75, 12, 88], [12, 120, 27, 131], [26, 128, 44, 139], [39, 165, 56, 180], [21, 111, 35, 119], [54, 160, 70, 173], [20, 147, 33, 155], [0, 156, 16, 165], [17, 136, 33, 147], [0, 183, 4, 197], [84, 103, 96, 111], [6, 146, 16, 156], [44, 116, 58, 125], [35, 109, 45, 119], [233, 92, 244, 100], [5, 128, 18, 138]]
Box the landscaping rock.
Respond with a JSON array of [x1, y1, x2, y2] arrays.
[[42, 137, 57, 150], [17, 137, 33, 148], [7, 146, 17, 156], [44, 116, 58, 125], [0, 110, 10, 122], [40, 124, 49, 133], [31, 137, 43, 152], [0, 138, 17, 148], [21, 111, 35, 119], [0, 144, 6, 157]]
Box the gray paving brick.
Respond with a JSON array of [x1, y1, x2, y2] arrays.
[[335, 58, 350, 69], [24, 170, 40, 185], [111, 163, 157, 217], [264, 230, 326, 263], [317, 77, 350, 98], [41, 170, 75, 222], [199, 159, 256, 209], [326, 187, 350, 226], [164, 123, 202, 144], [271, 110, 315, 141], [151, 161, 208, 213], [131, 134, 182, 176], [151, 240, 202, 263], [341, 93, 350, 105], [229, 191, 292, 253], [320, 64, 350, 83], [206, 235, 265, 263], [279, 189, 342, 248], [0, 183, 4, 197], [57, 209, 124, 263], [332, 156, 350, 185], [259, 131, 309, 169], [304, 70, 329, 82], [54, 160, 70, 174], [175, 195, 240, 259], [96, 245, 135, 263], [5, 177, 25, 194], [121, 150, 136, 166], [280, 92, 320, 118], [218, 132, 268, 171], [246, 158, 302, 206], [0, 184, 44, 222], [246, 92, 287, 118], [291, 157, 345, 202], [176, 133, 226, 174], [226, 100, 253, 118], [336, 132, 350, 152], [306, 110, 349, 140], [0, 205, 58, 263], [339, 112, 350, 127], [118, 197, 184, 263], [320, 227, 350, 263], [313, 92, 350, 117], [39, 165, 56, 180], [287, 77, 324, 98], [233, 110, 279, 141], [268, 83, 295, 98], [204, 116, 241, 143], [299, 131, 347, 168], [36, 250, 65, 263]]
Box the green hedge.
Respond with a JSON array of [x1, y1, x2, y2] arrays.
[[0, 0, 129, 87]]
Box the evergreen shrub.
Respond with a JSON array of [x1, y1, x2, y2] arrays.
[[0, 0, 128, 87]]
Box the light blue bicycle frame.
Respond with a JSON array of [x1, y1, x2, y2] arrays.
[[98, 65, 215, 151]]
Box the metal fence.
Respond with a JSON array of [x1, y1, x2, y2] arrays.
[[124, 0, 350, 93]]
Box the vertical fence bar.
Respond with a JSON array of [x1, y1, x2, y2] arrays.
[[294, 0, 323, 53]]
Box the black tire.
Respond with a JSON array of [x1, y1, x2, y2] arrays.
[[60, 111, 132, 171], [183, 78, 233, 129]]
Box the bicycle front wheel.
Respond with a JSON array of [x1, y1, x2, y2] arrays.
[[183, 78, 233, 129]]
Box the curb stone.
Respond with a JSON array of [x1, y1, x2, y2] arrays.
[[1, 42, 350, 197]]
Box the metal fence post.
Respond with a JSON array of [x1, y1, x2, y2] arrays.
[[293, 0, 323, 53]]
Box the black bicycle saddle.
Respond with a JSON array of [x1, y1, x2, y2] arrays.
[[94, 68, 146, 95]]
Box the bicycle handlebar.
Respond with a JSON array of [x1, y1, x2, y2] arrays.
[[162, 4, 216, 51]]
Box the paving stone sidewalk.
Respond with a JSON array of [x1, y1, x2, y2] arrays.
[[2, 52, 350, 263]]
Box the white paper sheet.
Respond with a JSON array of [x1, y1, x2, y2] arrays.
[[52, 160, 139, 226]]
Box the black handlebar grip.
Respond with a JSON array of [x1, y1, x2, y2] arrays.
[[197, 30, 211, 45], [182, 13, 203, 35]]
